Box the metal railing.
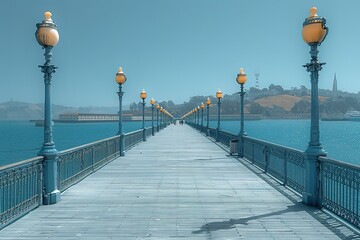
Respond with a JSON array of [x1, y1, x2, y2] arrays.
[[0, 126, 156, 230], [187, 122, 360, 229], [319, 156, 360, 227], [0, 157, 43, 230], [58, 135, 120, 192], [243, 136, 306, 194]]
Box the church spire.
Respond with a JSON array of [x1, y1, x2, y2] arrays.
[[332, 73, 337, 92]]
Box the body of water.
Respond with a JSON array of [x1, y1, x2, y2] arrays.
[[1, 119, 359, 167], [0, 121, 153, 166], [209, 119, 360, 165]]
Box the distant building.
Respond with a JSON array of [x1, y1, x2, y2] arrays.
[[332, 73, 338, 93], [57, 113, 133, 122]]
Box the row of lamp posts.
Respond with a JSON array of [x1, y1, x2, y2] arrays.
[[182, 7, 327, 206], [115, 69, 173, 147], [36, 7, 326, 207], [35, 12, 173, 205]]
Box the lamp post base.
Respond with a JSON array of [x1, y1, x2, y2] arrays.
[[119, 133, 125, 156], [43, 189, 61, 205], [303, 145, 326, 207]]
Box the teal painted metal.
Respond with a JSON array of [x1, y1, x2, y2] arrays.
[[58, 135, 120, 191], [37, 45, 60, 205], [206, 105, 210, 136], [216, 98, 221, 142], [142, 99, 146, 141], [151, 104, 155, 136], [302, 11, 328, 207], [238, 83, 246, 157], [0, 157, 43, 230], [303, 43, 327, 207], [117, 84, 125, 156], [319, 156, 360, 228], [156, 108, 159, 132]]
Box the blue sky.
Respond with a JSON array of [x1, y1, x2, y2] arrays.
[[0, 0, 359, 107]]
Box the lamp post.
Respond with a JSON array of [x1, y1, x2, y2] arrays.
[[115, 67, 127, 156], [236, 68, 247, 157], [197, 106, 200, 128], [193, 108, 196, 124], [160, 107, 164, 129], [150, 98, 155, 136], [302, 7, 328, 206], [216, 89, 223, 142], [206, 97, 211, 136], [156, 104, 160, 132], [36, 11, 60, 205], [200, 102, 205, 132], [140, 89, 147, 141]]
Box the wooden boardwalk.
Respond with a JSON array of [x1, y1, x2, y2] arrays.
[[1, 124, 359, 239]]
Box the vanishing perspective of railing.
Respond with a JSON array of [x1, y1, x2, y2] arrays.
[[0, 126, 155, 230], [187, 122, 360, 229]]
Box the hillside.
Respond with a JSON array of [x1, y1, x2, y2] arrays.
[[255, 95, 305, 111]]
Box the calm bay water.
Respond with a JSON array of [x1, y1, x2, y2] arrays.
[[209, 119, 360, 165], [0, 121, 153, 166], [1, 120, 359, 167]]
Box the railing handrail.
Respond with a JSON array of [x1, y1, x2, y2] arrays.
[[319, 156, 360, 170], [243, 135, 304, 154], [0, 156, 43, 171], [59, 135, 119, 155]]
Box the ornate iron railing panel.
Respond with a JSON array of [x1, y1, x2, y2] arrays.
[[58, 136, 120, 191], [0, 157, 43, 230], [319, 157, 360, 228], [187, 123, 306, 195], [124, 129, 144, 150]]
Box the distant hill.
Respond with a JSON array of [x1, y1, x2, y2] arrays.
[[255, 94, 328, 111], [0, 101, 119, 120], [255, 95, 305, 111]]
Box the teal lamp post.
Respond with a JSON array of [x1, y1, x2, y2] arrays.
[[150, 98, 155, 136], [197, 106, 200, 127], [115, 67, 127, 156], [36, 11, 60, 205], [156, 104, 160, 132], [216, 89, 223, 142], [236, 68, 247, 157], [302, 7, 328, 206], [140, 90, 147, 141], [206, 97, 211, 136], [200, 102, 205, 132]]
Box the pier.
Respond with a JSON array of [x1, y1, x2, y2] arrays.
[[1, 124, 359, 239]]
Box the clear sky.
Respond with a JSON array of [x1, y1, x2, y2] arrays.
[[0, 0, 359, 107]]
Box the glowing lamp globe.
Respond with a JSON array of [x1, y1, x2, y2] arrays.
[[36, 12, 59, 47], [302, 7, 328, 45]]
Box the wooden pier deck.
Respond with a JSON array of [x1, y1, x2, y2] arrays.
[[1, 124, 359, 239]]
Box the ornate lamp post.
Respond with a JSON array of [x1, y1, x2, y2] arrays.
[[200, 102, 205, 132], [236, 68, 247, 157], [115, 67, 127, 156], [160, 107, 164, 129], [206, 97, 211, 136], [156, 104, 160, 132], [36, 11, 60, 205], [302, 7, 328, 206], [216, 89, 223, 142], [140, 89, 147, 141], [150, 98, 155, 136], [197, 106, 200, 127]]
